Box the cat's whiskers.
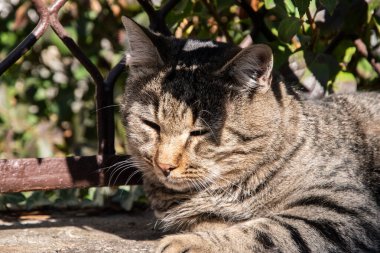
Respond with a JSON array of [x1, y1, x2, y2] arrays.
[[198, 173, 269, 221], [104, 158, 136, 176], [196, 179, 206, 193], [188, 99, 201, 111], [209, 170, 244, 192], [197, 177, 212, 192], [153, 219, 161, 231], [142, 90, 157, 104], [199, 109, 212, 116], [99, 159, 134, 173], [204, 171, 243, 201], [186, 179, 197, 193], [123, 169, 142, 185], [190, 175, 219, 200], [198, 116, 217, 141], [108, 164, 138, 186], [212, 172, 276, 216], [95, 104, 120, 112], [106, 159, 144, 186], [105, 161, 135, 186], [186, 181, 193, 193], [112, 162, 143, 186]]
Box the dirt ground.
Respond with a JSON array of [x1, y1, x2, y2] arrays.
[[0, 209, 166, 253]]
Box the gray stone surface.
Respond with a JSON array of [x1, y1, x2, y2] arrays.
[[0, 210, 165, 253]]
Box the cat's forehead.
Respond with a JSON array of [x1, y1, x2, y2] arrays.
[[147, 78, 198, 117], [158, 93, 194, 131], [144, 69, 212, 114], [140, 55, 228, 115]]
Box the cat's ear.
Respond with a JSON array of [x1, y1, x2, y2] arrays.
[[121, 16, 164, 76], [219, 44, 273, 93]]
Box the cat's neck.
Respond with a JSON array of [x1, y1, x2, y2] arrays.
[[241, 81, 302, 144], [219, 81, 304, 187]]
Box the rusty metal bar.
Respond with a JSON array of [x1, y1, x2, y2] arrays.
[[0, 155, 141, 193]]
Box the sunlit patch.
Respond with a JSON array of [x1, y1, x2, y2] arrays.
[[175, 64, 199, 71], [182, 40, 217, 52]]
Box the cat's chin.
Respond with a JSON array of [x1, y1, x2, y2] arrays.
[[150, 173, 196, 192], [150, 165, 213, 192], [157, 176, 193, 192]]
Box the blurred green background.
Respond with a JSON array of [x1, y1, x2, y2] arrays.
[[0, 0, 379, 211]]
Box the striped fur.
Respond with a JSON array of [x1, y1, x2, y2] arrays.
[[120, 17, 380, 253]]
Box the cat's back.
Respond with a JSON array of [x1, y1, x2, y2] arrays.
[[321, 92, 380, 120], [301, 92, 380, 137], [333, 92, 380, 203], [302, 92, 380, 203], [318, 92, 380, 154]]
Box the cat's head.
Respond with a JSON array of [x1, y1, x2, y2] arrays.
[[120, 17, 273, 191]]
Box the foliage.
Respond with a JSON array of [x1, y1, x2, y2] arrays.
[[163, 0, 380, 96], [0, 0, 379, 211], [0, 186, 145, 211]]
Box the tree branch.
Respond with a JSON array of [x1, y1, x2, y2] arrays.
[[235, 0, 276, 42], [137, 0, 179, 36], [137, 0, 156, 18], [306, 8, 319, 50], [161, 0, 181, 17]]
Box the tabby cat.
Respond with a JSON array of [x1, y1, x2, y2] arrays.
[[120, 16, 380, 253]]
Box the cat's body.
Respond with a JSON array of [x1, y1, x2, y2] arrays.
[[120, 17, 380, 253]]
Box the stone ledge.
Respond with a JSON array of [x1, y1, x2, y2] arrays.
[[0, 210, 164, 253]]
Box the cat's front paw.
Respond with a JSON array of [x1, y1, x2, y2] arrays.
[[156, 233, 215, 253]]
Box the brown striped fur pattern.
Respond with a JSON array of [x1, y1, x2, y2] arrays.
[[120, 17, 380, 253]]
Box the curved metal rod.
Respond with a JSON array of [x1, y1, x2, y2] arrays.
[[49, 15, 105, 87], [0, 0, 49, 76], [105, 57, 126, 92]]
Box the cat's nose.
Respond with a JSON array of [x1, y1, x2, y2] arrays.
[[157, 162, 178, 176]]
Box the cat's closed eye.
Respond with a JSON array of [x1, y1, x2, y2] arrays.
[[142, 119, 160, 132], [190, 129, 209, 137]]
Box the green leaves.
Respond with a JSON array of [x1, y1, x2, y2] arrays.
[[332, 71, 357, 94], [287, 51, 339, 97], [368, 0, 380, 22], [292, 0, 311, 17], [265, 0, 311, 16], [278, 17, 302, 42], [357, 58, 379, 80], [267, 0, 379, 97], [264, 0, 276, 9]]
